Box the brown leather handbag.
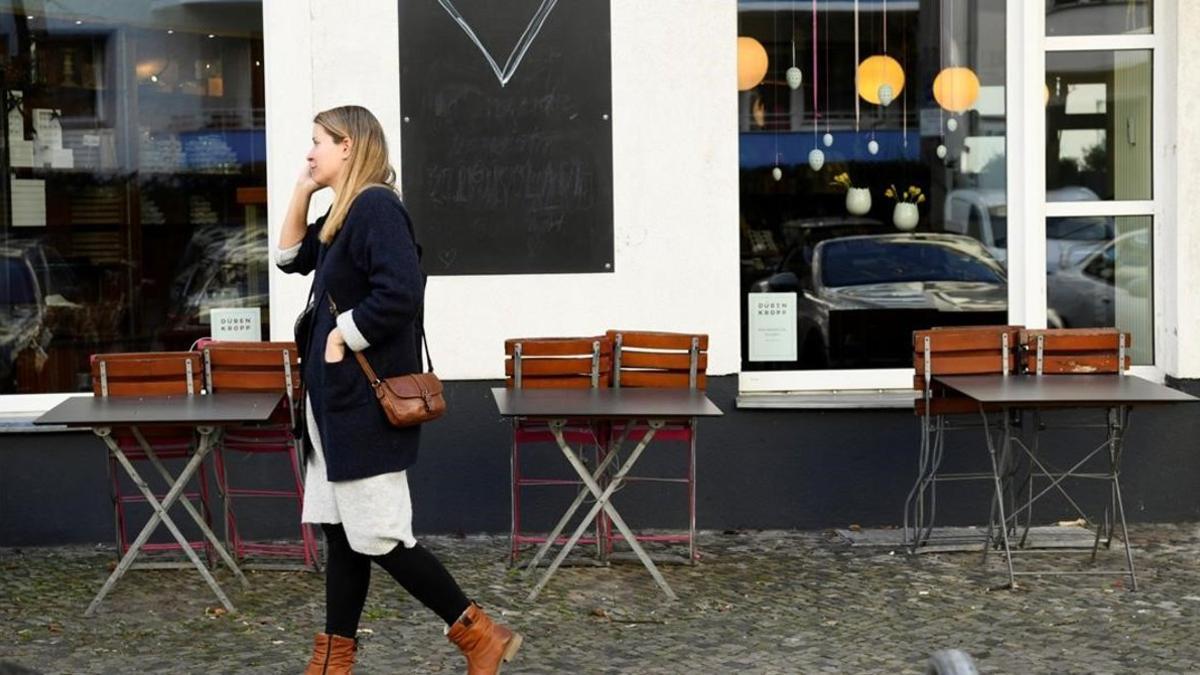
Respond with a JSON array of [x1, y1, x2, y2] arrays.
[[327, 294, 446, 427]]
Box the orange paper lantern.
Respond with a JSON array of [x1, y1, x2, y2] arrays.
[[933, 67, 981, 112], [737, 37, 769, 91], [856, 55, 905, 105]]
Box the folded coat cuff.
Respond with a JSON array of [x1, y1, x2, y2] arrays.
[[275, 242, 301, 266], [337, 310, 371, 352]]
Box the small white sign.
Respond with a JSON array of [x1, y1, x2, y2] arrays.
[[748, 292, 797, 362], [210, 307, 262, 342]]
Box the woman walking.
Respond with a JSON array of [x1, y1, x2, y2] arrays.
[[276, 105, 521, 674]]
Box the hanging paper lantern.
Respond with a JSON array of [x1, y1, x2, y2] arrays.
[[932, 67, 981, 112], [936, 144, 947, 159], [771, 166, 783, 181], [808, 148, 825, 171], [737, 37, 769, 91], [867, 140, 879, 155], [857, 55, 905, 105], [946, 117, 959, 132], [786, 66, 803, 90], [877, 83, 894, 107], [822, 133, 834, 148]]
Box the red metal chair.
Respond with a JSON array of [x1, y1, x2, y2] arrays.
[[504, 336, 612, 566], [199, 339, 319, 570], [90, 351, 214, 566], [605, 329, 708, 564]]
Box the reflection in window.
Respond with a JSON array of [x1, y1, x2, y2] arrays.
[[1046, 0, 1151, 36], [1046, 51, 1152, 201], [738, 0, 1008, 371], [0, 3, 266, 394], [1046, 216, 1152, 364]]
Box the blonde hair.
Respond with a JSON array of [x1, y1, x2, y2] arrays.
[[314, 105, 397, 243]]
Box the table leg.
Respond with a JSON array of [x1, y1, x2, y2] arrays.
[[132, 427, 249, 588], [529, 421, 676, 602], [980, 408, 1016, 589], [1109, 406, 1137, 590], [523, 421, 626, 575], [86, 427, 236, 616]]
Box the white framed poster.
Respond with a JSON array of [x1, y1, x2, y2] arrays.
[[210, 307, 262, 342], [748, 292, 797, 362]]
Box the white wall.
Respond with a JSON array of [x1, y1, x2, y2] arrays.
[[263, 0, 741, 380], [1168, 0, 1200, 378]]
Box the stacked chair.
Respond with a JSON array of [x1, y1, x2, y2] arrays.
[[504, 329, 708, 566], [91, 351, 214, 567], [905, 325, 1022, 551], [200, 339, 319, 570], [504, 336, 612, 565]]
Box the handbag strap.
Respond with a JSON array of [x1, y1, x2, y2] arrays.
[[327, 292, 433, 385]]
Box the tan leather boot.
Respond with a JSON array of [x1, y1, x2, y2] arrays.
[[304, 632, 357, 675], [446, 602, 523, 675]]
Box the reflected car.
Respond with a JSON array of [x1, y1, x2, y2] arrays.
[[944, 187, 1114, 271], [751, 233, 1008, 369], [163, 225, 269, 342], [0, 246, 48, 390], [1047, 229, 1151, 330]]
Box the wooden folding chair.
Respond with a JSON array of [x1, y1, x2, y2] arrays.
[[1012, 327, 1132, 552], [905, 325, 1022, 550], [504, 336, 612, 566], [605, 329, 708, 564], [90, 351, 214, 566], [200, 339, 319, 570]]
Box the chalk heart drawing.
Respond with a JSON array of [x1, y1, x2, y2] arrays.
[[436, 0, 559, 87]]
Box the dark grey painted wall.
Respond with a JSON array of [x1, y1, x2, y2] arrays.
[[3, 376, 1199, 546]]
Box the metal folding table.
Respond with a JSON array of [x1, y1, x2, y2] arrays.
[[491, 387, 723, 601], [34, 392, 282, 615], [933, 374, 1196, 590]]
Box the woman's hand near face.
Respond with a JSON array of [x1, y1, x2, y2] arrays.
[[296, 163, 321, 195], [325, 327, 346, 363]]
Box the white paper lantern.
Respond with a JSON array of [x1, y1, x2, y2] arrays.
[[877, 83, 894, 107], [936, 144, 947, 159], [867, 140, 879, 155], [786, 67, 803, 90], [807, 148, 825, 171], [946, 117, 959, 132], [772, 166, 783, 181], [822, 133, 834, 147]]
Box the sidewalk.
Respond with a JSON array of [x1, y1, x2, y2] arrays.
[[3, 524, 1200, 673]]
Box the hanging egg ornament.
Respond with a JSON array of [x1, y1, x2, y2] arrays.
[[877, 83, 894, 107], [807, 148, 825, 172], [867, 139, 879, 155], [822, 133, 834, 147], [786, 66, 803, 90], [772, 166, 783, 181], [936, 144, 948, 159], [946, 117, 959, 132]]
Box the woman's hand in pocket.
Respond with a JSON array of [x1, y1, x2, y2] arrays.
[[325, 327, 347, 363]]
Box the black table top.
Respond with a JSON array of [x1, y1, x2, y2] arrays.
[[933, 374, 1198, 406], [33, 393, 284, 427], [491, 388, 724, 419]]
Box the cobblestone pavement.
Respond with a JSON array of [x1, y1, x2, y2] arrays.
[[3, 524, 1200, 674]]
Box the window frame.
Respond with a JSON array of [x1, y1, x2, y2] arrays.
[[739, 0, 1173, 398]]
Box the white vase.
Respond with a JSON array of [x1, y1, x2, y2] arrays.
[[845, 187, 872, 216], [893, 202, 919, 231]]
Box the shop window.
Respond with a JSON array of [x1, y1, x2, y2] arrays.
[[0, 3, 266, 394], [738, 0, 1007, 371]]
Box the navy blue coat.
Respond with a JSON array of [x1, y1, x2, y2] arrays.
[[278, 187, 424, 481]]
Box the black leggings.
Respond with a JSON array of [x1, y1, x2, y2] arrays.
[[322, 523, 470, 638]]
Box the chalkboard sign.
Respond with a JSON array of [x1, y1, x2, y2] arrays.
[[398, 0, 613, 276]]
